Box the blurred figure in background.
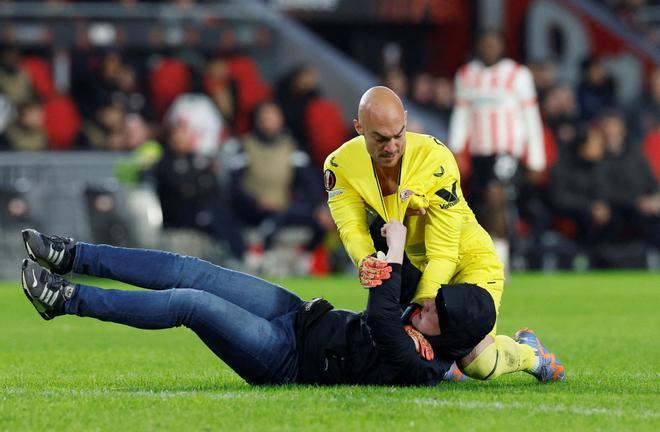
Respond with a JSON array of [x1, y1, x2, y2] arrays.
[[542, 84, 581, 152], [155, 115, 246, 261], [383, 68, 408, 99], [633, 65, 660, 140], [227, 101, 328, 257], [276, 65, 321, 149], [528, 60, 557, 105], [410, 72, 435, 111], [0, 100, 47, 151], [551, 125, 611, 249], [599, 110, 660, 249], [203, 56, 237, 129], [431, 76, 454, 138], [448, 29, 545, 272], [75, 100, 126, 151], [577, 56, 615, 122], [0, 44, 34, 109]]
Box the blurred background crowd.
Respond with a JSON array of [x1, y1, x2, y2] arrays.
[[0, 0, 657, 276]]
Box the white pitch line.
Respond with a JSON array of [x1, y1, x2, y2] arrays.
[[2, 388, 658, 420]]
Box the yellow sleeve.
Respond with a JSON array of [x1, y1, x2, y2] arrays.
[[413, 155, 463, 303], [324, 161, 375, 266]]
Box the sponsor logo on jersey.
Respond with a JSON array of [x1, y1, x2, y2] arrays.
[[328, 188, 344, 199], [435, 181, 459, 209], [324, 169, 336, 191]]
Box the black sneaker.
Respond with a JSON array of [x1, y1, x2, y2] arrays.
[[22, 228, 76, 274], [21, 259, 76, 320]]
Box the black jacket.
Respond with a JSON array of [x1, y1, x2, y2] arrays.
[[550, 153, 609, 214], [294, 264, 452, 386]]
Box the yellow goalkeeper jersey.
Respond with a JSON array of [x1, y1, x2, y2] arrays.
[[324, 132, 504, 304]]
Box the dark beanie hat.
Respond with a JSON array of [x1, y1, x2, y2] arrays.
[[427, 284, 497, 359]]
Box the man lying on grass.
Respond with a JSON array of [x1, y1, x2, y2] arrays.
[[19, 221, 562, 385]]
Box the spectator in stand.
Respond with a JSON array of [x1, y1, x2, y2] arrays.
[[448, 29, 545, 271], [528, 60, 557, 106], [276, 65, 321, 149], [599, 110, 660, 248], [551, 125, 611, 248], [203, 56, 237, 129], [75, 100, 126, 151], [155, 116, 247, 262], [383, 68, 408, 99], [0, 44, 34, 109], [431, 76, 454, 137], [542, 84, 581, 152], [577, 56, 615, 122], [410, 72, 435, 111], [0, 100, 47, 151], [633, 65, 660, 140], [227, 101, 327, 255]]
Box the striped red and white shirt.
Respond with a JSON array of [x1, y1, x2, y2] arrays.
[[448, 58, 545, 171]]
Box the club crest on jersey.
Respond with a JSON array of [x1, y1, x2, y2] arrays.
[[400, 188, 414, 202], [324, 169, 336, 191]]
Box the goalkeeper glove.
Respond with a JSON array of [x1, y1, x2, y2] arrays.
[[358, 253, 391, 287], [404, 324, 435, 361]]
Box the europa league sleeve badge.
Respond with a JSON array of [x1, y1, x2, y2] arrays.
[[324, 169, 336, 191]]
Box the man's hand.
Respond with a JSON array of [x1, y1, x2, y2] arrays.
[[359, 255, 391, 288], [380, 219, 407, 264], [404, 325, 434, 361]]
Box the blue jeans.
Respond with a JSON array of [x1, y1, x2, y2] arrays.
[[65, 243, 303, 384]]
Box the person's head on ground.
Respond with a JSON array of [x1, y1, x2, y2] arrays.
[[354, 86, 407, 169], [476, 29, 505, 66], [409, 284, 496, 359]]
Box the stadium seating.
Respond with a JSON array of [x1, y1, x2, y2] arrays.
[[304, 98, 347, 168], [149, 58, 192, 120]]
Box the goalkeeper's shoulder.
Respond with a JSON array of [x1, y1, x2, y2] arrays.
[[407, 132, 458, 173]]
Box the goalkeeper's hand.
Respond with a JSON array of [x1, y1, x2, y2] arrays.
[[358, 253, 391, 288], [404, 325, 435, 361]]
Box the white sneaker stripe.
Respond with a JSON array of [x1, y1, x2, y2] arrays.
[[40, 287, 49, 302], [48, 290, 59, 306], [48, 248, 55, 261], [43, 287, 53, 304], [54, 250, 64, 266]]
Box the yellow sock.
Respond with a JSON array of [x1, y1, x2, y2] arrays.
[[462, 335, 536, 380]]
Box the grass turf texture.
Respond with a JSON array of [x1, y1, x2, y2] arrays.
[[1, 272, 659, 431]]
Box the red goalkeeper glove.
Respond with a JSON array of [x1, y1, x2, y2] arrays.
[[358, 254, 391, 287], [404, 325, 435, 361]]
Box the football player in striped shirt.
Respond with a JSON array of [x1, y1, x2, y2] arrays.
[[448, 29, 546, 272]]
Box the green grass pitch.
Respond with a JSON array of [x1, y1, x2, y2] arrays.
[[1, 271, 659, 431]]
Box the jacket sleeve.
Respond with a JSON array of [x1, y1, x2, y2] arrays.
[[324, 158, 376, 266], [366, 264, 446, 384], [413, 152, 463, 303], [515, 67, 546, 172], [448, 68, 470, 155]]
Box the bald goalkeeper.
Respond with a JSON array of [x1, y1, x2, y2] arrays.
[[323, 86, 565, 382]]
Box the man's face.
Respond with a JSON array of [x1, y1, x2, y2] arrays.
[[355, 110, 407, 169], [411, 299, 441, 336], [477, 32, 504, 66]]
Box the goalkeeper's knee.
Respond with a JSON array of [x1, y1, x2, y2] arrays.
[[461, 335, 535, 380]]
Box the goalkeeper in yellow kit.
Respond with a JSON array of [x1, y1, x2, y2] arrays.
[[323, 86, 564, 382]]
